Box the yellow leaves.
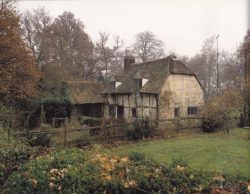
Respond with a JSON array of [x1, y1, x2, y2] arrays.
[[63, 168, 68, 173], [190, 174, 194, 179], [213, 174, 224, 181], [36, 155, 46, 160], [124, 182, 129, 188], [106, 175, 112, 181], [129, 179, 137, 186], [119, 156, 129, 163], [109, 158, 118, 164], [49, 177, 56, 181], [50, 182, 56, 189], [119, 171, 124, 177], [58, 185, 62, 191], [124, 180, 137, 188], [32, 178, 37, 185], [50, 169, 58, 176], [24, 171, 29, 176], [101, 172, 112, 181], [176, 165, 185, 172], [98, 157, 104, 163]]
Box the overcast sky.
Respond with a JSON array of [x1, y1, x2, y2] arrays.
[[16, 0, 249, 57]]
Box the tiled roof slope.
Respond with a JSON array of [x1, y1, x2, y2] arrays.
[[65, 81, 104, 104], [104, 56, 196, 94]]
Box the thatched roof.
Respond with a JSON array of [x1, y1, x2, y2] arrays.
[[65, 81, 104, 104], [104, 56, 200, 94]]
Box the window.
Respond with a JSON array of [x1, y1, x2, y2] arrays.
[[132, 108, 137, 119], [187, 106, 198, 115], [110, 81, 115, 91], [134, 79, 142, 91], [108, 105, 115, 118], [117, 106, 124, 119], [174, 107, 179, 118]]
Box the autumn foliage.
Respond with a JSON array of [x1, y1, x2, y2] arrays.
[[0, 144, 248, 193], [202, 90, 244, 132], [0, 5, 40, 103]]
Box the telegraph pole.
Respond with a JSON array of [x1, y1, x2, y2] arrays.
[[216, 35, 219, 90]]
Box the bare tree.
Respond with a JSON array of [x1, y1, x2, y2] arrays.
[[95, 32, 124, 81], [132, 31, 165, 62], [188, 36, 217, 97]]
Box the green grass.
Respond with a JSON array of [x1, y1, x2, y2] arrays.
[[111, 128, 250, 179]]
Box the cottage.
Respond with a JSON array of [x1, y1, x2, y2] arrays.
[[103, 55, 204, 129], [63, 81, 104, 118]]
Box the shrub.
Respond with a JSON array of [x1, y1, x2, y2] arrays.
[[26, 95, 72, 129], [0, 134, 43, 185], [126, 117, 156, 140], [202, 90, 244, 133], [1, 149, 248, 193], [0, 103, 14, 130]]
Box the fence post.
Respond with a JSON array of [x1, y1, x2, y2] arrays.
[[176, 117, 179, 133], [63, 117, 68, 148], [52, 118, 55, 128]]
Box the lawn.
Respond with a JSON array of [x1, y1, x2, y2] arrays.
[[111, 128, 250, 179]]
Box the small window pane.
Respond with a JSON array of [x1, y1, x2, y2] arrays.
[[109, 105, 115, 118], [174, 108, 179, 117], [188, 106, 198, 115], [132, 108, 137, 118], [110, 81, 115, 91]]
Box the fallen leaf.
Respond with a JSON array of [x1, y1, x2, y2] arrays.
[[124, 182, 129, 188], [98, 157, 104, 163], [50, 169, 58, 175], [49, 177, 56, 181], [109, 159, 117, 164], [119, 171, 124, 177], [129, 179, 137, 186], [50, 182, 56, 188], [32, 178, 37, 185], [24, 172, 29, 176], [106, 175, 112, 181], [58, 185, 62, 191]]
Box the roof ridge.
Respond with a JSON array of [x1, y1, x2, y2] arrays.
[[66, 81, 102, 84], [131, 55, 174, 66]]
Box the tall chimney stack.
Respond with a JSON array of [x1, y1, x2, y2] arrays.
[[124, 56, 135, 71]]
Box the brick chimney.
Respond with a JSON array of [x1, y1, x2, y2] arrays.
[[124, 56, 135, 71]]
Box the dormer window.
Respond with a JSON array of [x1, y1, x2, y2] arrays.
[[134, 79, 142, 91], [110, 81, 115, 91], [133, 71, 148, 92]]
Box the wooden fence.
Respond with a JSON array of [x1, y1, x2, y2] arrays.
[[11, 117, 204, 147]]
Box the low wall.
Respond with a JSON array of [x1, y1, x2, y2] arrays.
[[156, 117, 204, 135]]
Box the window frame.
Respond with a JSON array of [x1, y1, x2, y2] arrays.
[[110, 81, 115, 91], [134, 79, 142, 91], [132, 108, 137, 119], [117, 106, 124, 119], [174, 107, 179, 118], [108, 105, 115, 118], [187, 106, 198, 116]]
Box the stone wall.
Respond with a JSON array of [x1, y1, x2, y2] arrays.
[[159, 74, 204, 120]]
